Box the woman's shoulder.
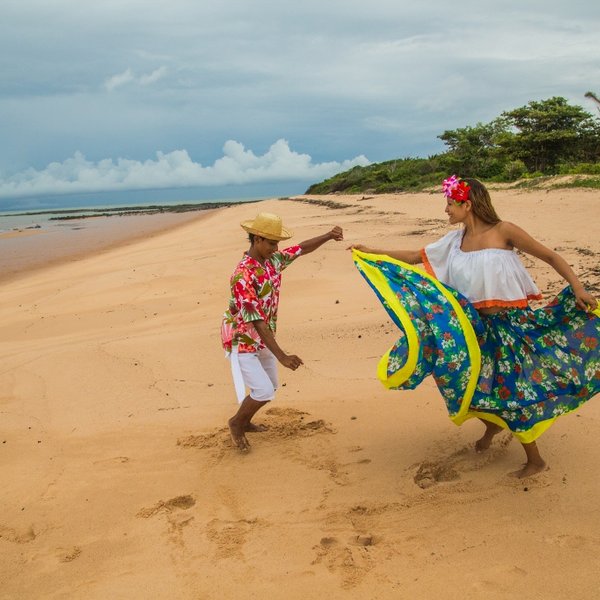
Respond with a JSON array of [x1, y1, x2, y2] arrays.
[[495, 220, 526, 237]]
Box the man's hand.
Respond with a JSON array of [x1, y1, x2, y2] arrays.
[[329, 226, 344, 241], [280, 354, 303, 370]]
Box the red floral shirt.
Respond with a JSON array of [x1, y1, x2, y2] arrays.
[[221, 245, 302, 353]]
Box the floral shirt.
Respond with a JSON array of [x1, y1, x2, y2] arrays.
[[221, 245, 302, 353]]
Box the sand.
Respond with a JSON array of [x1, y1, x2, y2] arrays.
[[1, 189, 599, 599]]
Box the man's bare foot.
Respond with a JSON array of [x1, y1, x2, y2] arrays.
[[228, 418, 250, 452], [245, 423, 268, 432], [510, 460, 547, 478], [475, 422, 503, 452]]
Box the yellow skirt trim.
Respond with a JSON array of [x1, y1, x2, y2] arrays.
[[353, 249, 481, 422]]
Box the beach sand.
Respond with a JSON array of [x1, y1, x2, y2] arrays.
[[1, 189, 599, 599]]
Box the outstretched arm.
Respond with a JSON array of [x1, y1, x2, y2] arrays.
[[347, 244, 422, 265], [502, 221, 598, 311], [299, 226, 344, 255]]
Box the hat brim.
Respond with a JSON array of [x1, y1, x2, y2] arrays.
[[240, 221, 293, 241]]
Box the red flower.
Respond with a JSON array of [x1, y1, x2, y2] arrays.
[[498, 386, 511, 400], [531, 369, 544, 384]]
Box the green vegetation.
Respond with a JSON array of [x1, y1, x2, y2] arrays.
[[307, 96, 600, 194]]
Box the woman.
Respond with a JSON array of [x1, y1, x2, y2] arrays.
[[350, 176, 599, 477]]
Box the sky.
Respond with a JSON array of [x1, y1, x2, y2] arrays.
[[1, 0, 599, 210]]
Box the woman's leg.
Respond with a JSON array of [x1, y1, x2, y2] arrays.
[[515, 441, 547, 478], [474, 418, 503, 452]]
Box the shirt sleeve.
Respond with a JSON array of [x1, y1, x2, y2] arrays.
[[230, 268, 268, 323], [271, 244, 302, 272], [420, 230, 460, 284]]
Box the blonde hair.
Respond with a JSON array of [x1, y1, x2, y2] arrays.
[[462, 177, 501, 224]]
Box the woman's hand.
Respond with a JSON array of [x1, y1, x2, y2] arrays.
[[574, 287, 599, 312], [347, 243, 369, 252]]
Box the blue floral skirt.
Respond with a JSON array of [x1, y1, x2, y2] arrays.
[[353, 249, 600, 443]]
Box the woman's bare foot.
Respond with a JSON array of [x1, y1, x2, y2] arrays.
[[511, 440, 546, 477], [510, 459, 547, 478], [245, 423, 268, 432], [475, 421, 503, 452], [228, 417, 250, 452]]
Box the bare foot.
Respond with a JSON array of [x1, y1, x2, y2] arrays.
[[474, 422, 503, 452], [245, 423, 268, 432], [228, 418, 250, 452], [510, 460, 547, 478]]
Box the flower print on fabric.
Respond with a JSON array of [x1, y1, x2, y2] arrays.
[[221, 245, 302, 353], [352, 249, 600, 444]]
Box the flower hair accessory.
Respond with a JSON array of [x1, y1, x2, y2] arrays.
[[442, 175, 471, 203]]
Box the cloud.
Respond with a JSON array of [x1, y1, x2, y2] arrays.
[[0, 139, 370, 200], [104, 68, 135, 91], [139, 67, 168, 86], [104, 67, 168, 91]]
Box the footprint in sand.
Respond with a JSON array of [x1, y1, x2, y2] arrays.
[[177, 407, 335, 457], [205, 517, 264, 561], [312, 535, 376, 588], [0, 524, 36, 544], [137, 495, 196, 518], [413, 460, 460, 489], [57, 546, 82, 563], [413, 432, 513, 488]]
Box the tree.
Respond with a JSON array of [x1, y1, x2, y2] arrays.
[[585, 91, 600, 116], [437, 119, 508, 178], [499, 97, 598, 173]]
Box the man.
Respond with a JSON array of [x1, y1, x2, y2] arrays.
[[221, 211, 343, 451]]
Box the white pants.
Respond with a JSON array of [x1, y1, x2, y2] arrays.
[[229, 347, 279, 404]]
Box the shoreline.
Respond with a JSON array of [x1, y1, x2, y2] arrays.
[[0, 207, 225, 284]]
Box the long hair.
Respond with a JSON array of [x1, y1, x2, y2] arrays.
[[462, 177, 501, 224]]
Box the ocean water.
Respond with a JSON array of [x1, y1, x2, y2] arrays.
[[0, 197, 266, 234], [0, 196, 268, 279]]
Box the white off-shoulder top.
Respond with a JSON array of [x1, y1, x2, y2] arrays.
[[421, 229, 542, 309]]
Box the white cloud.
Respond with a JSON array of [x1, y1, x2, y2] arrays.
[[104, 68, 135, 91], [0, 140, 370, 200], [104, 67, 168, 91], [139, 66, 168, 86]]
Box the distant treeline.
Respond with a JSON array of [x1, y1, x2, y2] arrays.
[[307, 96, 600, 194]]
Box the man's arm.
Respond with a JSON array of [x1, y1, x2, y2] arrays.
[[298, 226, 344, 255], [253, 319, 303, 370]]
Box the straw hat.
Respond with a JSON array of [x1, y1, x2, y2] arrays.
[[240, 212, 293, 241]]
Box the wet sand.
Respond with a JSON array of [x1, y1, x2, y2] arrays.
[[0, 210, 218, 283]]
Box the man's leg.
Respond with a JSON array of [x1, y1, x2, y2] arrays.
[[229, 396, 270, 451]]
